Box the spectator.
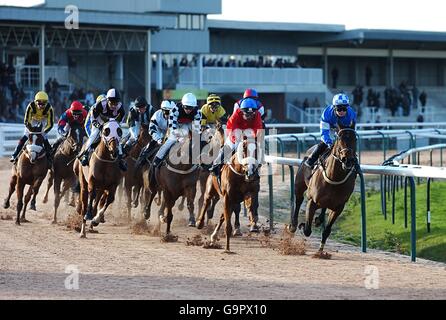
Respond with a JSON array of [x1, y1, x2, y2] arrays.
[[412, 86, 419, 109], [302, 98, 310, 110], [365, 65, 372, 86], [312, 97, 321, 108], [331, 67, 339, 89], [419, 90, 427, 108], [417, 113, 424, 129]]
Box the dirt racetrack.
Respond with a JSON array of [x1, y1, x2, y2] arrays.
[[1, 157, 446, 300]]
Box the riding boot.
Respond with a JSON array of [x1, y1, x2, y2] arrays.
[[209, 147, 226, 186], [78, 147, 91, 166], [135, 142, 154, 169], [10, 136, 27, 163], [121, 142, 131, 159], [44, 139, 53, 168], [118, 155, 128, 172], [152, 155, 164, 168], [304, 142, 328, 168]]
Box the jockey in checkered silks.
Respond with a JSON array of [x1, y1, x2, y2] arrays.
[[77, 88, 127, 171]]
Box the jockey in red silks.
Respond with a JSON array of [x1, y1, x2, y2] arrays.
[[209, 98, 263, 182], [51, 100, 87, 154]]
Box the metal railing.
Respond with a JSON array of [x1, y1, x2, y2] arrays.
[[264, 155, 446, 262]]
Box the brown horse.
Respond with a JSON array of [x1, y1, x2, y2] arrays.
[[75, 120, 123, 238], [3, 128, 49, 225], [288, 124, 358, 255], [196, 140, 261, 252], [144, 136, 200, 235], [43, 122, 86, 224], [123, 123, 151, 221]]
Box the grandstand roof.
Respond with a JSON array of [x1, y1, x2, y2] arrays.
[[0, 6, 175, 29]]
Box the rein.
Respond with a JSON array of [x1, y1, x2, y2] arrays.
[[92, 151, 118, 163]]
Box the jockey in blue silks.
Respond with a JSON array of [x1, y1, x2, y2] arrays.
[[304, 93, 357, 168]]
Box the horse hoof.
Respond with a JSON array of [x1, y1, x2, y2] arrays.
[[20, 218, 30, 223], [79, 234, 87, 239], [249, 225, 260, 233], [51, 220, 57, 225], [144, 212, 150, 220], [188, 220, 196, 227], [298, 223, 305, 230], [15, 220, 20, 226], [223, 250, 235, 255], [91, 220, 99, 227], [100, 215, 105, 224], [132, 202, 138, 209], [159, 215, 166, 224], [3, 201, 10, 209], [29, 205, 36, 211], [195, 220, 204, 229], [233, 228, 242, 237], [288, 225, 297, 234], [314, 216, 323, 227], [68, 201, 76, 207]]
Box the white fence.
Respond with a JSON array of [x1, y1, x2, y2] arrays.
[[0, 124, 58, 157]]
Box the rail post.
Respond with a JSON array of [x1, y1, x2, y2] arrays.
[[277, 137, 285, 182], [358, 169, 367, 253], [427, 178, 431, 233], [289, 165, 295, 222], [407, 177, 417, 262], [392, 175, 397, 225], [268, 164, 274, 231]]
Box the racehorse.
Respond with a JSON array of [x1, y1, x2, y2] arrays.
[[196, 139, 261, 253], [3, 126, 49, 225], [75, 120, 123, 238], [43, 122, 86, 224], [288, 124, 358, 256], [123, 123, 151, 221], [144, 134, 200, 236]]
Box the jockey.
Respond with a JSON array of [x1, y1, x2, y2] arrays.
[[84, 94, 105, 138], [200, 94, 227, 129], [122, 96, 155, 157], [209, 98, 263, 181], [10, 91, 54, 165], [51, 100, 87, 154], [233, 88, 266, 121], [152, 93, 202, 168], [304, 93, 357, 168], [77, 88, 127, 171], [135, 100, 175, 168]]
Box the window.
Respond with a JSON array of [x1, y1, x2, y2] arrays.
[[177, 14, 205, 30], [192, 15, 200, 30], [178, 14, 187, 29]]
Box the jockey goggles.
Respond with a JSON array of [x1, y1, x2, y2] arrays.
[[36, 100, 46, 107], [335, 105, 348, 112]]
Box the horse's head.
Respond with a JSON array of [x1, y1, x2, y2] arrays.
[[138, 123, 151, 146], [235, 140, 260, 182], [101, 120, 122, 159], [334, 123, 357, 170], [26, 129, 45, 164], [67, 122, 86, 153]]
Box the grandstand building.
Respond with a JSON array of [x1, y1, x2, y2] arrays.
[[1, 0, 446, 123]]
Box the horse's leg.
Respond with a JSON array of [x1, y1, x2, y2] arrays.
[[164, 195, 174, 235], [319, 206, 344, 253], [299, 198, 318, 237], [91, 188, 105, 227], [158, 195, 166, 219], [196, 179, 218, 229], [206, 196, 219, 224], [289, 164, 308, 233], [232, 202, 242, 236], [186, 187, 196, 227], [246, 195, 260, 233], [315, 208, 327, 228], [42, 169, 54, 204], [210, 213, 225, 244], [78, 169, 88, 238], [93, 186, 117, 227], [3, 173, 17, 209], [52, 175, 63, 224], [20, 185, 33, 223], [223, 195, 233, 253], [124, 183, 132, 223], [132, 185, 140, 208], [15, 179, 25, 225], [86, 177, 96, 222], [198, 174, 206, 211], [29, 176, 45, 216], [178, 195, 185, 211]]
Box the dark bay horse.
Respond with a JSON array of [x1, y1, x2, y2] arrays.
[[43, 122, 85, 224], [196, 140, 261, 253], [123, 123, 151, 221], [288, 124, 358, 255], [3, 127, 49, 225], [144, 136, 200, 236], [75, 120, 123, 238]]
